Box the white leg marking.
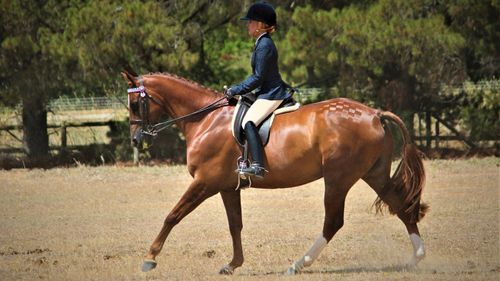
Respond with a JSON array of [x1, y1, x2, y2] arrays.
[[409, 233, 425, 265], [288, 235, 328, 274]]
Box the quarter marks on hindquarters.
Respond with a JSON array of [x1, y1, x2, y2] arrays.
[[322, 100, 363, 123]]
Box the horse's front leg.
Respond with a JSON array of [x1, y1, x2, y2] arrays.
[[219, 190, 244, 275], [142, 180, 217, 272]]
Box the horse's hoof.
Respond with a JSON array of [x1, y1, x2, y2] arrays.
[[219, 265, 234, 275], [286, 266, 299, 275], [142, 260, 157, 272], [408, 252, 425, 267]]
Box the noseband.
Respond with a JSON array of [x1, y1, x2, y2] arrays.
[[127, 82, 228, 137]]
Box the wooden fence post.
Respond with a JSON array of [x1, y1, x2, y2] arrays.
[[418, 113, 423, 146], [60, 123, 67, 156], [425, 112, 432, 149], [133, 147, 139, 165], [435, 116, 440, 148]]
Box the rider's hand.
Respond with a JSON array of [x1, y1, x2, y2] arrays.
[[224, 86, 235, 100]]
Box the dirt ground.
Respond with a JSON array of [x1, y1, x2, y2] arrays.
[[0, 158, 498, 281]]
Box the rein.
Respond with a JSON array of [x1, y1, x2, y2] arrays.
[[147, 96, 228, 136], [128, 85, 228, 137]]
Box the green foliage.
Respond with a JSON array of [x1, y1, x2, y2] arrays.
[[278, 1, 466, 113], [157, 0, 247, 87], [278, 5, 339, 85], [443, 0, 500, 80], [442, 80, 500, 141], [203, 17, 254, 88], [1, 0, 498, 162], [0, 0, 63, 106], [43, 0, 199, 94]]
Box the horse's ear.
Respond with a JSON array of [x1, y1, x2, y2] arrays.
[[121, 70, 137, 87]]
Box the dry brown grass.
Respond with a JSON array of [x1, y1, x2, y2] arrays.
[[0, 158, 498, 281]]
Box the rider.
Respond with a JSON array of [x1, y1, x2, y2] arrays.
[[226, 2, 292, 178]]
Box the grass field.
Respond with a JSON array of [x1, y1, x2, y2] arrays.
[[0, 158, 498, 281]]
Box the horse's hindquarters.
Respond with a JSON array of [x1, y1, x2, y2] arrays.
[[253, 99, 385, 189]]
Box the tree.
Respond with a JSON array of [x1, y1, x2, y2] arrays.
[[442, 80, 500, 142], [441, 0, 500, 80], [277, 6, 340, 87], [45, 0, 202, 91], [0, 0, 70, 158], [159, 0, 247, 87], [0, 0, 203, 160], [278, 1, 466, 133], [1, 0, 495, 164]]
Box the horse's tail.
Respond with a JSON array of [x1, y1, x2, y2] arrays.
[[375, 111, 428, 223]]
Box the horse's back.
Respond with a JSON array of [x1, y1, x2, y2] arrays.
[[274, 98, 383, 139]]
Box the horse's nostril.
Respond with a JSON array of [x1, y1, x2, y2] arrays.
[[132, 138, 138, 146]]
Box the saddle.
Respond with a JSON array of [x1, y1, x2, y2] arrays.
[[231, 93, 301, 147]]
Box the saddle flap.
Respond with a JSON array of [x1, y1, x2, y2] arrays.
[[231, 98, 271, 146]]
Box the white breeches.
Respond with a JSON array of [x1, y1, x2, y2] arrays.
[[242, 99, 283, 128]]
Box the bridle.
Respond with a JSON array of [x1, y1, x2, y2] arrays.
[[127, 83, 229, 137], [127, 86, 158, 124]]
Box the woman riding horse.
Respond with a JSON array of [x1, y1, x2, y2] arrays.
[[122, 2, 428, 276], [226, 3, 291, 178]]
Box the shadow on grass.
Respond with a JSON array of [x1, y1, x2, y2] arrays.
[[245, 264, 422, 276], [303, 264, 418, 275]]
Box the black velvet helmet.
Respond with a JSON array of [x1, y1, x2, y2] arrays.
[[240, 3, 277, 26]]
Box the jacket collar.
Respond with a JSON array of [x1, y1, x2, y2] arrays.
[[255, 32, 268, 45]]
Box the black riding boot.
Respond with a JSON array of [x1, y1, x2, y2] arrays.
[[240, 122, 266, 178]]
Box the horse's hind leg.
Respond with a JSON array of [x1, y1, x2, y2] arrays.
[[287, 168, 354, 275], [363, 156, 426, 266], [403, 218, 425, 266]]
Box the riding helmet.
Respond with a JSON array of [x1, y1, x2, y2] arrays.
[[240, 2, 277, 26]]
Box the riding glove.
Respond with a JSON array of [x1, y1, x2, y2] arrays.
[[225, 87, 236, 100]]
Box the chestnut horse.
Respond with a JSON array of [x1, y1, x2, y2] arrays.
[[122, 71, 428, 275]]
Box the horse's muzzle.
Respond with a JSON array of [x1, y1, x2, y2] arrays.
[[132, 128, 154, 149], [132, 129, 144, 148]]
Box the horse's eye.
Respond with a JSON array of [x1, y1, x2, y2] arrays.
[[130, 102, 139, 113]]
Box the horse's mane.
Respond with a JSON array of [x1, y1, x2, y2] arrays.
[[148, 72, 221, 96]]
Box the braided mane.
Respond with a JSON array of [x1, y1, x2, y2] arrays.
[[148, 72, 221, 95]]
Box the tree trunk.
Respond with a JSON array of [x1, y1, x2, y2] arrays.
[[377, 79, 415, 135], [22, 96, 49, 158], [377, 77, 417, 154]]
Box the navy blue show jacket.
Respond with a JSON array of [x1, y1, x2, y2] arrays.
[[231, 34, 291, 100]]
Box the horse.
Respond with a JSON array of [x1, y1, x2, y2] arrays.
[[121, 71, 428, 275]]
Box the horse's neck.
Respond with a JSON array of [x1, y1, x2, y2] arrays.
[[149, 74, 222, 132], [148, 75, 217, 115]]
